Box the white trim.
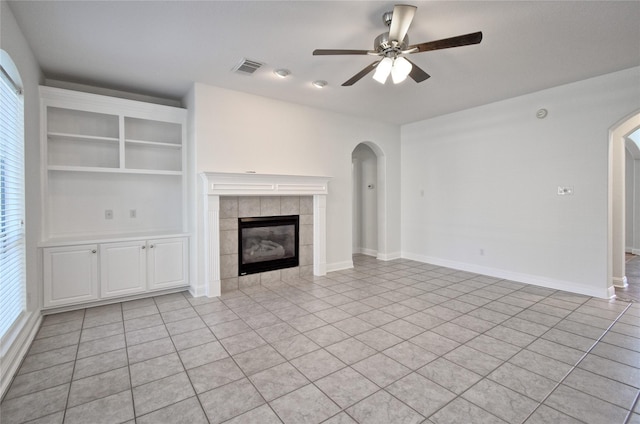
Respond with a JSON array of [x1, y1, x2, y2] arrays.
[[612, 276, 628, 288], [1, 311, 41, 399], [608, 111, 640, 301], [313, 194, 327, 276], [207, 196, 221, 297], [327, 260, 354, 273], [402, 252, 610, 299], [203, 172, 329, 196], [355, 248, 378, 257], [632, 249, 640, 255], [607, 285, 617, 299], [377, 251, 401, 261]]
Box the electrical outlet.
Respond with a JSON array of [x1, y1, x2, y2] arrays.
[[557, 186, 574, 196], [129, 209, 137, 218], [105, 209, 113, 219]]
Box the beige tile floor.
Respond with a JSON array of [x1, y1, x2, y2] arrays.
[[1, 255, 639, 424]]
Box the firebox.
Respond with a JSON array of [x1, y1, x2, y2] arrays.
[[238, 215, 299, 276]]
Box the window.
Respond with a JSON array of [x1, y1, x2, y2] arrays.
[[0, 57, 25, 339]]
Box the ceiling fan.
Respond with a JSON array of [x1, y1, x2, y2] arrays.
[[313, 4, 483, 86]]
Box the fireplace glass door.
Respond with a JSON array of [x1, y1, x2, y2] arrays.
[[238, 215, 299, 275]]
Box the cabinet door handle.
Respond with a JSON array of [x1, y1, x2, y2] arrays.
[[149, 244, 154, 249], [141, 246, 146, 250], [91, 249, 97, 254]]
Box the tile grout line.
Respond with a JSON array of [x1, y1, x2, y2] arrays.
[[198, 292, 287, 423], [520, 301, 635, 423], [60, 307, 86, 423], [152, 292, 213, 424], [123, 301, 139, 422], [623, 389, 640, 424]]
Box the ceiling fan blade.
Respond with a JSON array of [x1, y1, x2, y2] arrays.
[[313, 49, 372, 55], [410, 31, 483, 53], [342, 61, 380, 86], [404, 58, 430, 83], [388, 4, 417, 43]]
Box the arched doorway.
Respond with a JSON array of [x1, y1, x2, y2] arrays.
[[352, 142, 387, 259], [608, 110, 640, 296]]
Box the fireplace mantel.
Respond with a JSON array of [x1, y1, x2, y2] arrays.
[[203, 172, 329, 196], [196, 172, 331, 297]]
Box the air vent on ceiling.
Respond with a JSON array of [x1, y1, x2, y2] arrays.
[[232, 58, 264, 75]]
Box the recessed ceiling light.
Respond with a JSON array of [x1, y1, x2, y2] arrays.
[[274, 69, 291, 78], [312, 80, 328, 88]]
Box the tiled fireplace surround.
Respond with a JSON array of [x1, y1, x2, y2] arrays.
[[199, 173, 330, 298], [218, 196, 314, 293]]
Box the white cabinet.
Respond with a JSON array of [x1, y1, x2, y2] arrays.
[[100, 241, 147, 298], [148, 238, 188, 290], [100, 237, 188, 298], [43, 245, 98, 308], [42, 237, 189, 308]]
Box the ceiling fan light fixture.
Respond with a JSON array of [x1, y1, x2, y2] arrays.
[[391, 57, 412, 84], [274, 69, 291, 78], [373, 57, 393, 84]]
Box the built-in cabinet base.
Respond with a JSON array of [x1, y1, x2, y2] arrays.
[[43, 236, 188, 309]]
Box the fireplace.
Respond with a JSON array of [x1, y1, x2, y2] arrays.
[[238, 215, 299, 275], [197, 172, 330, 297]]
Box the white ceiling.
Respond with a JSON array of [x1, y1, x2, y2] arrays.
[[7, 1, 640, 125]]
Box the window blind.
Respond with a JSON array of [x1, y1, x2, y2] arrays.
[[0, 65, 25, 339]]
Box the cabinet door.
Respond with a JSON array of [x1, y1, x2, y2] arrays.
[[100, 241, 147, 298], [147, 237, 188, 290], [43, 245, 98, 308]]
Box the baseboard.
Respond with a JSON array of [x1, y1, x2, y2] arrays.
[[354, 248, 377, 257], [377, 251, 401, 261], [327, 260, 354, 273], [401, 251, 609, 298], [612, 276, 628, 288], [607, 285, 617, 299], [632, 248, 640, 255], [1, 311, 42, 399]]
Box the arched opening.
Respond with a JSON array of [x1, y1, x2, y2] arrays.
[[608, 111, 640, 298], [352, 142, 387, 259]]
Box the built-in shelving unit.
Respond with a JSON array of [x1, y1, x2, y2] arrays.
[[40, 86, 188, 243], [39, 86, 190, 308]]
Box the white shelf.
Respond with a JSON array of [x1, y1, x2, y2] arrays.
[[39, 231, 190, 248], [40, 85, 188, 243], [48, 132, 119, 144], [47, 165, 182, 176], [125, 139, 182, 149]]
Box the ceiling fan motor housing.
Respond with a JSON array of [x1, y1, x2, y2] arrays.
[[374, 32, 409, 55]]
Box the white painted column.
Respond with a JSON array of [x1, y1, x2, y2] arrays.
[[206, 195, 221, 297], [313, 194, 327, 276]]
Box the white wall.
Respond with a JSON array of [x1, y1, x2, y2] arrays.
[[401, 67, 640, 298], [1, 0, 43, 396], [189, 83, 401, 273], [352, 143, 378, 256]]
